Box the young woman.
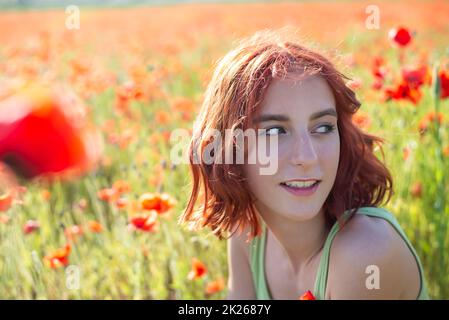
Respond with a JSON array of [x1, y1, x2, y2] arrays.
[[179, 29, 429, 300]]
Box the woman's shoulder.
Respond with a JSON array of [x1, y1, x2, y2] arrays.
[[227, 225, 257, 299], [326, 209, 421, 299], [228, 223, 256, 264]]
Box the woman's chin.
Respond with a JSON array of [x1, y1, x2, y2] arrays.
[[272, 206, 322, 222]]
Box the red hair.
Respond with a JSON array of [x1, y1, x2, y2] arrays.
[[178, 29, 393, 240]]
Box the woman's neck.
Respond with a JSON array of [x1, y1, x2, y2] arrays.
[[258, 206, 330, 277]]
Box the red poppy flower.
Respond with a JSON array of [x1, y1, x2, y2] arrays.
[[115, 197, 128, 209], [44, 244, 71, 268], [401, 65, 431, 89], [64, 225, 84, 242], [155, 110, 171, 125], [410, 182, 422, 198], [97, 187, 118, 202], [0, 213, 9, 224], [116, 81, 144, 102], [385, 81, 422, 104], [205, 278, 225, 295], [0, 192, 13, 212], [139, 192, 176, 214], [188, 257, 207, 280], [443, 145, 449, 157], [371, 56, 388, 90], [347, 78, 362, 90], [352, 111, 372, 130], [371, 78, 384, 91], [115, 81, 144, 117], [0, 83, 102, 180], [77, 198, 88, 210], [439, 69, 449, 99], [112, 180, 131, 194], [88, 220, 103, 233], [402, 147, 411, 161], [41, 189, 51, 201], [128, 210, 159, 232], [388, 27, 412, 47], [0, 162, 18, 211], [23, 220, 40, 235], [372, 56, 387, 80], [418, 111, 444, 135], [299, 290, 316, 300]]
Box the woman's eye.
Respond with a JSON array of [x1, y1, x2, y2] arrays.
[[314, 124, 336, 134], [264, 126, 286, 135]]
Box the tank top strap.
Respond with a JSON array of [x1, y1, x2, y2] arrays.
[[313, 206, 429, 300], [249, 222, 272, 299], [312, 210, 348, 299]]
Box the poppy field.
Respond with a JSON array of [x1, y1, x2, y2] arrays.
[[0, 0, 448, 299]]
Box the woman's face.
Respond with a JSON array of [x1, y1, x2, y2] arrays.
[[243, 74, 340, 222]]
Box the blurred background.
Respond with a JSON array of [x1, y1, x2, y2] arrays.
[[1, 0, 264, 8], [0, 0, 448, 299]]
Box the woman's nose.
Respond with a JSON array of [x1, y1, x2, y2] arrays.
[[290, 131, 318, 166]]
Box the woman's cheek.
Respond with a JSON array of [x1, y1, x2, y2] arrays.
[[273, 137, 291, 162], [319, 136, 340, 170], [248, 135, 286, 167]]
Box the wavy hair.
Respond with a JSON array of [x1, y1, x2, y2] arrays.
[[178, 29, 393, 240]]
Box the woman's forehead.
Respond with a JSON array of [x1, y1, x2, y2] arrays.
[[259, 74, 336, 116]]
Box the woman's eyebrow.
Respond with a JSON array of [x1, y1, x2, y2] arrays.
[[309, 108, 338, 120], [254, 114, 289, 123], [254, 108, 337, 123]]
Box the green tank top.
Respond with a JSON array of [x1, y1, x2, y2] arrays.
[[249, 206, 429, 300]]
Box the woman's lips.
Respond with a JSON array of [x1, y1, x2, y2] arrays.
[[279, 181, 321, 196]]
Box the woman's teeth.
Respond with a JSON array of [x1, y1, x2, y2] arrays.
[[281, 180, 319, 188]]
